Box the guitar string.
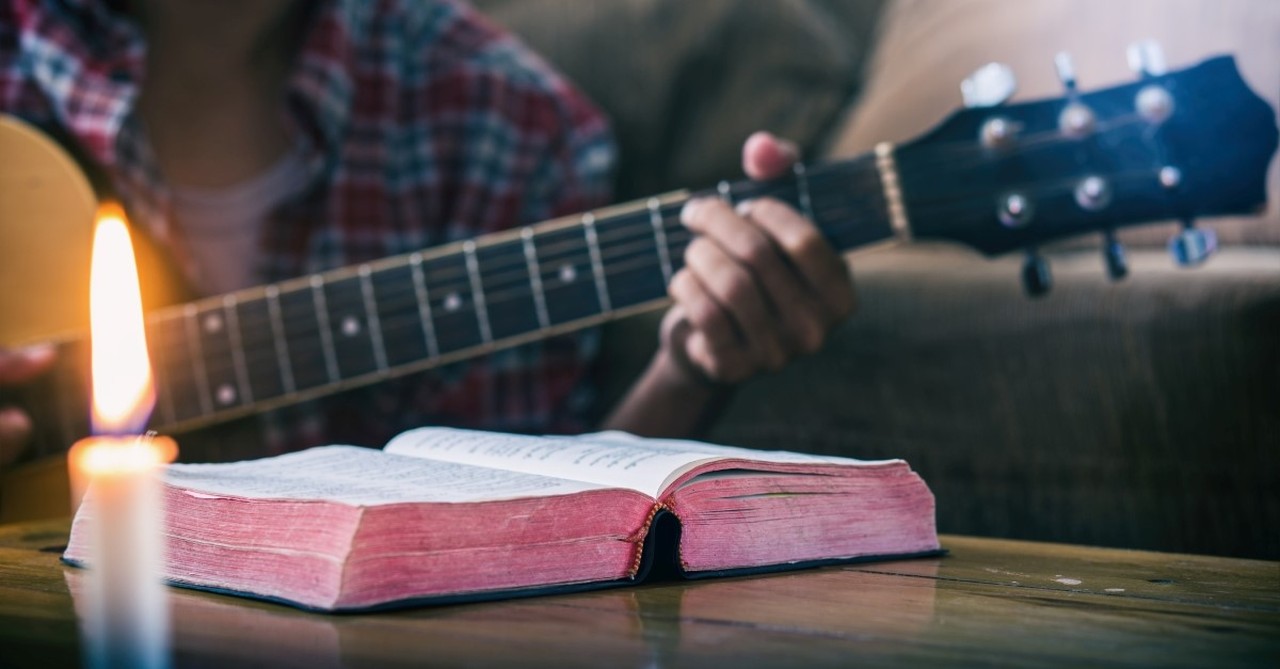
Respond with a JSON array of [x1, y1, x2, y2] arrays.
[[47, 108, 1180, 427], [148, 143, 1159, 411], [149, 154, 1151, 405], [149, 217, 885, 399], [896, 114, 1157, 181], [344, 180, 884, 318], [308, 167, 872, 296], [147, 204, 853, 397], [150, 180, 879, 359], [141, 168, 876, 370], [892, 113, 1148, 171], [145, 194, 885, 409]]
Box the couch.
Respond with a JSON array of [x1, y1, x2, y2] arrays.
[[475, 0, 1280, 560]]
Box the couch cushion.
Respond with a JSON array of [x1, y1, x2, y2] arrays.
[[825, 0, 1280, 247], [473, 0, 883, 199]]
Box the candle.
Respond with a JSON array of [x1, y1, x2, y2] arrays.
[[68, 203, 177, 669], [69, 435, 176, 669]]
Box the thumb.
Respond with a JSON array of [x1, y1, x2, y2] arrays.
[[0, 344, 57, 384], [0, 407, 34, 467], [658, 306, 721, 387]]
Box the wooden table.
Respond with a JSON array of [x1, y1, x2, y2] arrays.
[[0, 519, 1275, 668]]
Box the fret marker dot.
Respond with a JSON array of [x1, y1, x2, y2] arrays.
[[216, 384, 236, 406], [444, 292, 462, 312], [341, 315, 361, 337], [203, 313, 223, 334], [559, 264, 577, 284]]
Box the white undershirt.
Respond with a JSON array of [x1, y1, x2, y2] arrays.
[[169, 145, 309, 294]]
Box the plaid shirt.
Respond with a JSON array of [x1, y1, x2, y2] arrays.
[[3, 0, 616, 457]]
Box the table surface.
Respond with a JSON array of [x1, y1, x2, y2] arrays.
[[0, 519, 1276, 668]]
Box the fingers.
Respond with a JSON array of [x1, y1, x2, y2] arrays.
[[685, 196, 852, 331], [658, 131, 853, 386], [683, 198, 830, 356], [670, 237, 787, 374], [735, 198, 856, 322], [658, 305, 744, 385], [667, 195, 856, 384], [0, 407, 33, 467], [742, 131, 800, 181], [0, 345, 55, 467], [0, 344, 57, 384]]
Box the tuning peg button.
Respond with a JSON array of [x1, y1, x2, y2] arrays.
[[1054, 52, 1078, 92], [980, 117, 1019, 150], [1127, 40, 1168, 78], [1022, 252, 1052, 297], [1136, 85, 1175, 124], [1103, 234, 1128, 280], [962, 63, 1017, 108], [1169, 225, 1217, 266]]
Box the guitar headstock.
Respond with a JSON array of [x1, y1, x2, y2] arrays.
[[894, 46, 1278, 295]]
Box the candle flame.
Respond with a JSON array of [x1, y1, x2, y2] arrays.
[[89, 203, 155, 435]]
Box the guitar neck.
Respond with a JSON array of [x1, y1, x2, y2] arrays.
[[26, 154, 895, 452]]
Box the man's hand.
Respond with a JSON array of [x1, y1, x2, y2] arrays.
[[660, 131, 856, 384], [0, 344, 56, 467]]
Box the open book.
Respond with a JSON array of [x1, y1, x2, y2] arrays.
[[64, 428, 940, 612]]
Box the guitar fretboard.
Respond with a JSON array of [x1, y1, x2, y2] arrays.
[[29, 155, 893, 452]]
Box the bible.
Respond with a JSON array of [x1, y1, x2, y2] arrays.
[[64, 428, 940, 612]]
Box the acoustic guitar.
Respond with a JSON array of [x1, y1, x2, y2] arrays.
[[1, 53, 1276, 523]]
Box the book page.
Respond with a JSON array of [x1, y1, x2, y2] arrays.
[[163, 446, 607, 506], [384, 428, 893, 498]]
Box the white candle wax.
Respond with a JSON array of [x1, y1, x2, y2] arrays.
[[72, 436, 174, 669]]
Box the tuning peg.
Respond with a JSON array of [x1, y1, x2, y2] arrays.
[[1127, 40, 1167, 78], [1021, 251, 1052, 297], [1054, 52, 1078, 92], [1169, 222, 1217, 267], [1052, 52, 1097, 138], [962, 63, 1017, 108], [1103, 232, 1128, 280]]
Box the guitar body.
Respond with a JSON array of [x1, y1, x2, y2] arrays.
[[0, 116, 94, 523], [0, 115, 96, 348], [0, 116, 189, 523]]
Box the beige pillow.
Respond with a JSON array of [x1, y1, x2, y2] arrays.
[[826, 0, 1280, 247], [473, 0, 879, 200]]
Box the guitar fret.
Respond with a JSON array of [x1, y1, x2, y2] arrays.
[[581, 213, 612, 313], [183, 304, 214, 416], [222, 295, 253, 405], [409, 252, 440, 359], [156, 375, 177, 427], [265, 285, 296, 395], [359, 265, 389, 372], [148, 317, 178, 428], [647, 198, 674, 284], [793, 162, 815, 221], [310, 275, 341, 383], [463, 241, 493, 345], [531, 226, 599, 326], [521, 227, 551, 330]]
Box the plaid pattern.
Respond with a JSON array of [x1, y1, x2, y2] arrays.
[[3, 0, 616, 455]]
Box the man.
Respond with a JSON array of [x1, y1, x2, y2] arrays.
[[0, 0, 854, 465]]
